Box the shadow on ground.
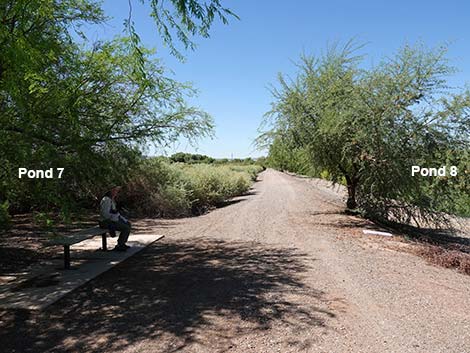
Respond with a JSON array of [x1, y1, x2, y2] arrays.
[[0, 247, 44, 275], [391, 225, 470, 254], [131, 219, 180, 234], [214, 192, 256, 209], [0, 237, 333, 352], [0, 213, 99, 275], [328, 215, 470, 251]]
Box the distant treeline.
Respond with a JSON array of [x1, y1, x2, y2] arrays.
[[167, 152, 265, 165]]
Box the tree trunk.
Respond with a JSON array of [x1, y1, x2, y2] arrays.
[[345, 175, 358, 209]]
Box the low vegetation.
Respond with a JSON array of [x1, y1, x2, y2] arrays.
[[120, 160, 263, 217], [0, 157, 263, 230]]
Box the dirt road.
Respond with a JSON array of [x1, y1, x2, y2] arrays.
[[1, 169, 469, 352]]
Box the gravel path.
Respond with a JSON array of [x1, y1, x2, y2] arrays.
[[1, 169, 469, 352]]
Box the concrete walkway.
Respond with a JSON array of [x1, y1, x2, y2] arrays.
[[0, 233, 164, 310]]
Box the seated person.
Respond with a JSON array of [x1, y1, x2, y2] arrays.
[[99, 186, 131, 251]]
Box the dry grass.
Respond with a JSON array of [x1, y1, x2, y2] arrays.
[[415, 245, 470, 275], [375, 218, 470, 276]]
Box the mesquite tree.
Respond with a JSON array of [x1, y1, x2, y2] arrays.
[[0, 0, 236, 214], [259, 41, 470, 225]]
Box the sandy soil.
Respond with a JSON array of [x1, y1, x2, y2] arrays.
[[1, 169, 469, 352]]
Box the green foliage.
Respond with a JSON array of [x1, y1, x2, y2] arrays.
[[227, 164, 262, 181], [264, 136, 318, 176], [121, 160, 262, 217], [0, 0, 232, 216], [121, 158, 187, 217], [169, 152, 263, 167], [425, 151, 470, 217], [0, 201, 11, 230], [259, 41, 470, 225], [213, 157, 262, 166], [33, 212, 55, 231], [142, 0, 239, 60], [170, 152, 215, 164]]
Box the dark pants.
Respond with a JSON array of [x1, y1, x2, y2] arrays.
[[100, 219, 131, 246]]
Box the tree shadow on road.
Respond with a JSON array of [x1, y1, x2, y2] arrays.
[[1, 238, 334, 352], [131, 218, 181, 234]]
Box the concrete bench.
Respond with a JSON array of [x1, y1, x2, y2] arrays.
[[48, 226, 109, 269]]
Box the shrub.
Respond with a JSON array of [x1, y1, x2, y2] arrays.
[[154, 184, 192, 217], [121, 161, 262, 217], [33, 212, 55, 230]]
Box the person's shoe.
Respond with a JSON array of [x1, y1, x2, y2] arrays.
[[113, 245, 127, 252], [109, 231, 117, 238], [124, 244, 131, 249]]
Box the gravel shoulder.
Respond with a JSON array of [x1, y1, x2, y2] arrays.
[[1, 169, 469, 352]]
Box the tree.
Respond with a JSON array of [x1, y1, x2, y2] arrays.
[[127, 0, 238, 61], [259, 41, 470, 225], [0, 0, 237, 214]]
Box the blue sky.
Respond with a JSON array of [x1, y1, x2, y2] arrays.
[[84, 0, 469, 158]]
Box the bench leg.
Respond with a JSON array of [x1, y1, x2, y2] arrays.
[[101, 233, 107, 251], [64, 245, 71, 269]]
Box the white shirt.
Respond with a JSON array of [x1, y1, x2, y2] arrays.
[[100, 196, 120, 222]]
